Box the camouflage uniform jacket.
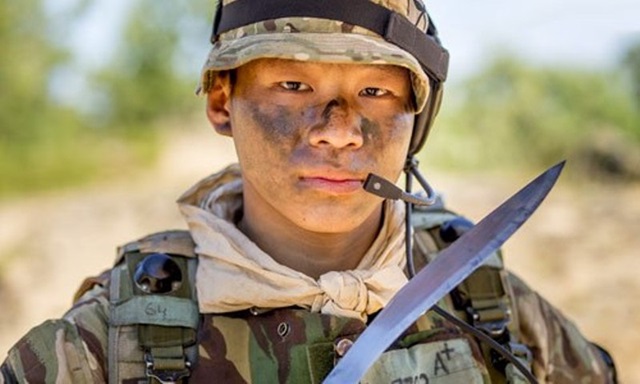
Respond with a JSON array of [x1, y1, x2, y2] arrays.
[[1, 167, 615, 384], [1, 239, 615, 383]]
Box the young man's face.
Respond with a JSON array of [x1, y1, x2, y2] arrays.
[[207, 58, 415, 233]]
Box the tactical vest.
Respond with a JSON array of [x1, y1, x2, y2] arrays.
[[105, 206, 533, 384]]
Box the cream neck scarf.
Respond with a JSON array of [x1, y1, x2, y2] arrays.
[[178, 164, 408, 322]]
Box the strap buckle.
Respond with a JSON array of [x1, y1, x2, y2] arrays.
[[144, 353, 192, 384], [467, 304, 512, 338]]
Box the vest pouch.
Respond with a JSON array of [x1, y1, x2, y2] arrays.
[[359, 337, 490, 384]]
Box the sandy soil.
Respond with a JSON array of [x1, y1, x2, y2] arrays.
[[1, 125, 637, 382]]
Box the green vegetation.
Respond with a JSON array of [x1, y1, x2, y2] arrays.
[[424, 53, 640, 181], [91, 0, 203, 137], [0, 0, 205, 199], [0, 0, 84, 195]]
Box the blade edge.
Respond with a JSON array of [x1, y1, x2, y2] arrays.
[[323, 161, 564, 383]]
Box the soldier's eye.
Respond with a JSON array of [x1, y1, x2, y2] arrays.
[[279, 81, 311, 91], [360, 87, 390, 97]]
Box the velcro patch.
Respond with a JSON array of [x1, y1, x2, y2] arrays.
[[360, 338, 487, 384]]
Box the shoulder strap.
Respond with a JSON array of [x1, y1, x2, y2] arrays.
[[411, 206, 532, 383], [109, 230, 199, 384]]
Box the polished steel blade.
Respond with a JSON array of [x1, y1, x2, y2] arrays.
[[323, 161, 565, 384]]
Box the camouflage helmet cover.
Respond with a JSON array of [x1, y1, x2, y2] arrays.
[[199, 0, 438, 113]]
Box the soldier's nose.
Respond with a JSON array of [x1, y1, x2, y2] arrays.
[[308, 98, 363, 149]]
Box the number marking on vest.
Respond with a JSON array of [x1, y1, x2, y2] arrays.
[[145, 303, 169, 320]]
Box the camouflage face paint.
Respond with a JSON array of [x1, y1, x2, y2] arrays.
[[248, 103, 303, 145], [361, 117, 381, 148], [225, 59, 414, 235]]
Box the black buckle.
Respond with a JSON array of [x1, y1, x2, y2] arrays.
[[467, 306, 512, 338], [144, 353, 192, 384]]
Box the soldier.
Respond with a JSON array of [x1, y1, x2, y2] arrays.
[[1, 0, 617, 383]]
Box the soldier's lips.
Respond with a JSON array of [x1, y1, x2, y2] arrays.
[[299, 177, 364, 194]]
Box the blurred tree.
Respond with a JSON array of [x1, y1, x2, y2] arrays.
[[425, 56, 640, 180], [0, 0, 67, 142], [0, 0, 97, 122], [90, 0, 206, 138], [0, 0, 93, 195], [622, 39, 640, 108], [0, 0, 211, 197]]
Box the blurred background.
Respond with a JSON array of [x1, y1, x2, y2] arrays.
[[1, 0, 638, 381]]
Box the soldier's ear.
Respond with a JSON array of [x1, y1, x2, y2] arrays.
[[206, 72, 233, 137]]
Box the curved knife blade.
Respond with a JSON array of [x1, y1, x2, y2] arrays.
[[323, 161, 565, 384]]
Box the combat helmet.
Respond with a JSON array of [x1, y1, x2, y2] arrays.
[[199, 0, 449, 157]]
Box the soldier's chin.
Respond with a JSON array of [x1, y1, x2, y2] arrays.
[[291, 205, 381, 235]]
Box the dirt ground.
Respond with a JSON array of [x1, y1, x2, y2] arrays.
[[0, 125, 637, 382]]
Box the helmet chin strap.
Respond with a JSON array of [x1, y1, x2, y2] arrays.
[[403, 155, 437, 278], [361, 155, 438, 277]]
